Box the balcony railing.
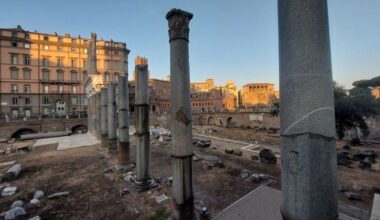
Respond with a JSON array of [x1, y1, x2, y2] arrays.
[[40, 79, 81, 84]]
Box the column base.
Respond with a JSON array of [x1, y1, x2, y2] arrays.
[[134, 178, 157, 193], [101, 134, 108, 149], [171, 196, 196, 220], [108, 138, 118, 155], [118, 141, 130, 164]]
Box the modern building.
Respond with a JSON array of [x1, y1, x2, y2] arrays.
[[0, 25, 128, 119], [240, 83, 278, 108]]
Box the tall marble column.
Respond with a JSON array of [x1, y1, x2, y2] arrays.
[[107, 84, 117, 154], [134, 64, 155, 190], [100, 88, 108, 148], [118, 76, 130, 163], [95, 92, 101, 139], [166, 8, 194, 220], [278, 0, 338, 219]]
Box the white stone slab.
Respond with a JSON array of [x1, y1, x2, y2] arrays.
[[371, 194, 380, 220], [33, 133, 99, 151]]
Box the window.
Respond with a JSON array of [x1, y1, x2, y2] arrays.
[[72, 85, 77, 94], [43, 85, 49, 93], [104, 73, 110, 82], [11, 69, 19, 79], [42, 58, 49, 66], [96, 49, 99, 54], [24, 43, 30, 49], [12, 98, 18, 105], [43, 36, 49, 41], [83, 60, 87, 69], [71, 47, 77, 52], [44, 97, 49, 104], [12, 42, 18, 47], [83, 71, 88, 81], [25, 33, 29, 39], [43, 45, 49, 50], [83, 40, 88, 44], [25, 98, 30, 105], [58, 37, 63, 42], [57, 58, 63, 67], [71, 72, 77, 81], [71, 97, 77, 105], [11, 54, 18, 65], [57, 71, 64, 82], [12, 32, 17, 38], [57, 46, 63, 51], [23, 69, 31, 80], [83, 48, 88, 53], [11, 84, 18, 93], [114, 43, 118, 47], [58, 85, 63, 93], [105, 42, 110, 46], [42, 70, 49, 80], [113, 61, 121, 69], [72, 39, 77, 44], [114, 50, 119, 55], [104, 60, 110, 69], [24, 84, 31, 93], [24, 56, 30, 66], [71, 59, 77, 68], [114, 73, 120, 82]]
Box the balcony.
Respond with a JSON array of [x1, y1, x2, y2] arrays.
[[40, 79, 81, 85]]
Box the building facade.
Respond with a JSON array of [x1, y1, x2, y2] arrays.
[[0, 26, 128, 119], [240, 83, 278, 108]]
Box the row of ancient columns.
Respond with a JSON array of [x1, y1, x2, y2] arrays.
[[89, 2, 337, 219]]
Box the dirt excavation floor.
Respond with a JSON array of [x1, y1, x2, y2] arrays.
[[0, 126, 379, 219]]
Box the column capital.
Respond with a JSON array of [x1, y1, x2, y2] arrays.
[[166, 8, 193, 42]]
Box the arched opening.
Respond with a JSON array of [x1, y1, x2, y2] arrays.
[[71, 124, 87, 134], [208, 116, 215, 125], [11, 128, 37, 139], [226, 117, 235, 128]]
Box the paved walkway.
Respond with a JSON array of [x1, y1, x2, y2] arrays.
[[33, 133, 99, 150]]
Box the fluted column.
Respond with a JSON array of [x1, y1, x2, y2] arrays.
[[107, 84, 117, 153], [100, 88, 108, 148], [118, 76, 130, 163], [278, 0, 338, 219], [166, 8, 194, 220]]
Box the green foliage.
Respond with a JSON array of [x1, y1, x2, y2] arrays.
[[334, 82, 378, 139], [352, 76, 380, 88], [149, 207, 171, 220]]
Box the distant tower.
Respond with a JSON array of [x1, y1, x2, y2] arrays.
[[133, 56, 149, 81]]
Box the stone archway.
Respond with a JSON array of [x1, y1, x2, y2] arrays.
[[71, 124, 87, 134], [226, 117, 235, 128], [11, 128, 37, 139], [208, 116, 215, 125]]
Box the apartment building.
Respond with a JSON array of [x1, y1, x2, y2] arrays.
[[0, 25, 129, 119]]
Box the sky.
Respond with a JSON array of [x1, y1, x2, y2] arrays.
[[0, 0, 379, 89]]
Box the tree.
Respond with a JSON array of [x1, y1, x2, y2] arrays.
[[334, 82, 378, 139]]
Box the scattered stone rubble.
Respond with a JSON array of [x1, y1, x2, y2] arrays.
[[240, 169, 274, 185], [259, 149, 277, 164], [337, 146, 377, 170]]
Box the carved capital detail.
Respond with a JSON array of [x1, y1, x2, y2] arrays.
[[166, 9, 193, 42]]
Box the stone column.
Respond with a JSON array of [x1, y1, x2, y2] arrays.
[[100, 88, 108, 148], [118, 76, 130, 164], [95, 92, 101, 139], [278, 0, 338, 219], [134, 63, 155, 190], [87, 95, 92, 133], [107, 84, 117, 153], [166, 9, 194, 220]]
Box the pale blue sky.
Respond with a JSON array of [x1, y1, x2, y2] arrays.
[[0, 0, 379, 89]]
